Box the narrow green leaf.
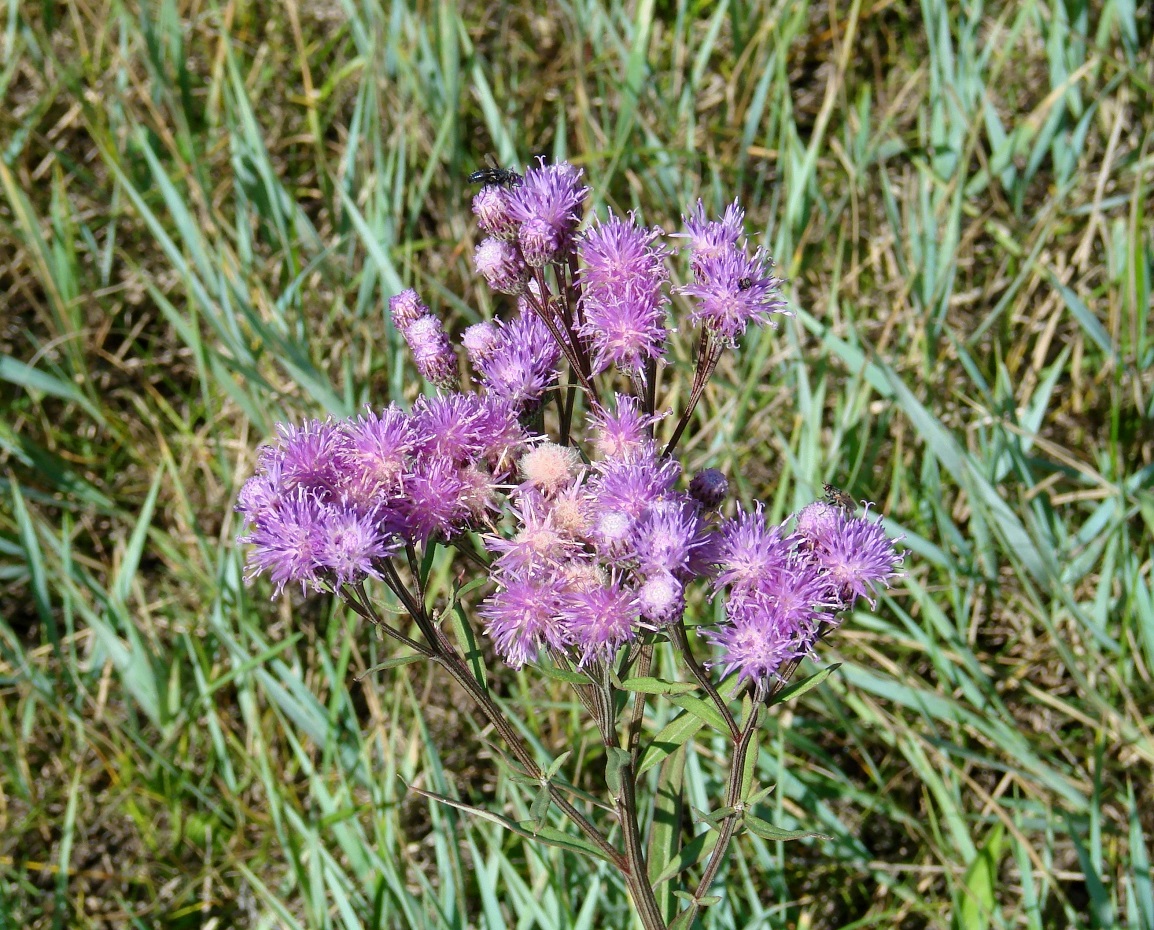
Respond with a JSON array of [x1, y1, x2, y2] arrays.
[[743, 814, 824, 842], [0, 355, 106, 426], [529, 783, 551, 829], [605, 746, 631, 799], [406, 783, 612, 862], [450, 603, 486, 691], [654, 828, 718, 887], [9, 479, 56, 649], [770, 663, 841, 707], [648, 747, 685, 921], [534, 662, 593, 686], [112, 469, 162, 606], [638, 712, 706, 776], [1129, 785, 1154, 930], [544, 750, 572, 781], [619, 676, 698, 695], [693, 805, 736, 830], [667, 693, 728, 732], [356, 654, 424, 677]]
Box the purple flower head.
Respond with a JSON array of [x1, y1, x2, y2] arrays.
[[472, 185, 519, 240], [678, 199, 745, 271], [794, 500, 842, 546], [579, 212, 669, 297], [590, 453, 681, 520], [561, 559, 606, 593], [581, 291, 668, 376], [276, 419, 349, 499], [702, 594, 814, 685], [474, 312, 562, 412], [508, 160, 588, 266], [592, 508, 636, 558], [679, 245, 787, 343], [689, 468, 729, 509], [481, 575, 566, 669], [411, 393, 488, 465], [341, 405, 415, 503], [474, 237, 530, 295], [318, 502, 397, 586], [236, 456, 284, 522], [452, 464, 498, 523], [589, 395, 659, 461], [487, 502, 578, 576], [398, 457, 472, 542], [632, 498, 707, 577], [548, 479, 595, 539], [463, 321, 500, 366], [559, 581, 641, 665], [404, 315, 458, 389], [637, 572, 685, 627], [577, 214, 670, 375], [474, 396, 527, 477], [802, 505, 903, 608], [240, 488, 330, 596], [713, 505, 796, 595], [389, 288, 427, 332]]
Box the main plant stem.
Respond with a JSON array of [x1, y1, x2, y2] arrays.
[[594, 656, 667, 930], [618, 756, 668, 930], [369, 561, 669, 928]]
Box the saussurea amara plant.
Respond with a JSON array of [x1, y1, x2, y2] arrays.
[[236, 160, 903, 929]]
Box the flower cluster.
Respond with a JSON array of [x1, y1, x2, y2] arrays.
[[480, 396, 718, 669], [677, 200, 788, 343], [237, 157, 903, 688], [237, 397, 524, 594], [704, 501, 902, 685]]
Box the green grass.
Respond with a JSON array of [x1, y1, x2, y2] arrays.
[[2, 0, 1152, 927]]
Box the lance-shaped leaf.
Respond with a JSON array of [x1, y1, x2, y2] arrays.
[[605, 746, 632, 800], [529, 783, 552, 831], [768, 663, 841, 707], [617, 676, 698, 695], [667, 693, 729, 733], [647, 747, 685, 922], [638, 712, 707, 776], [355, 653, 424, 678], [533, 662, 593, 686], [743, 813, 826, 842], [653, 828, 720, 886]]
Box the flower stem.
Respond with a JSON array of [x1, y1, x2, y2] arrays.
[[670, 621, 739, 740], [617, 755, 668, 930], [675, 701, 760, 927]]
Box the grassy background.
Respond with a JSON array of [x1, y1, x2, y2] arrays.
[[2, 0, 1152, 927]]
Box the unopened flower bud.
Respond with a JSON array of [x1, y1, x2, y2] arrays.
[[689, 468, 728, 508], [637, 572, 685, 626], [388, 288, 427, 331], [472, 186, 519, 240], [474, 238, 530, 295], [463, 321, 500, 366], [518, 217, 563, 267], [405, 315, 457, 389]]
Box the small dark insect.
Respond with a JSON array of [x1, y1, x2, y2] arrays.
[[823, 483, 856, 510], [737, 276, 753, 290], [467, 166, 523, 188]]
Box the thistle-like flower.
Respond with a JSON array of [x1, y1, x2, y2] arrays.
[[507, 160, 588, 266]]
